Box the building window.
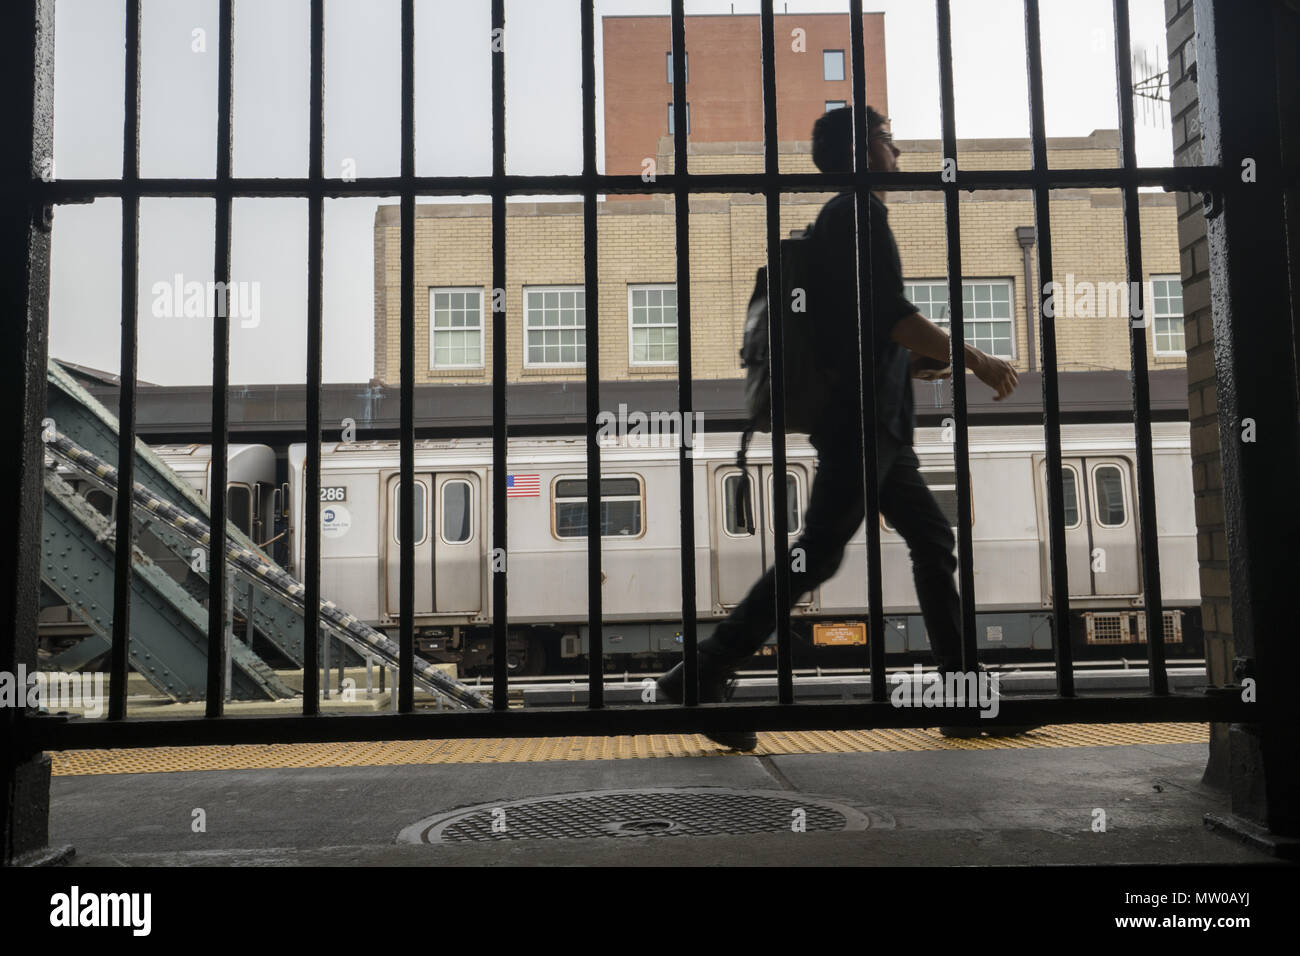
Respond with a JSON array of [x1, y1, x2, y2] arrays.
[[553, 475, 643, 539], [824, 49, 845, 81], [1150, 274, 1185, 354], [629, 284, 677, 365], [666, 51, 688, 83], [903, 280, 1015, 358], [429, 288, 484, 369], [825, 100, 847, 112], [667, 102, 691, 135], [524, 287, 585, 367]]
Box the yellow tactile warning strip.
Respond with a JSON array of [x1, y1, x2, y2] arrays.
[[50, 723, 1208, 776]]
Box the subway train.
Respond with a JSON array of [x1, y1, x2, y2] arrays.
[[42, 423, 1202, 676], [277, 420, 1201, 676]]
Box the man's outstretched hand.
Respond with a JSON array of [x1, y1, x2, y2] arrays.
[[970, 350, 1018, 401]]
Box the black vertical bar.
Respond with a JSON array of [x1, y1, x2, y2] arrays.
[[847, 1, 887, 702], [759, 1, 793, 705], [1024, 0, 1074, 696], [303, 0, 324, 715], [935, 0, 978, 669], [670, 0, 698, 707], [206, 0, 234, 718], [1113, 0, 1167, 694], [581, 0, 604, 709], [110, 0, 141, 721], [399, 0, 416, 712], [491, 0, 509, 711], [2, 0, 55, 865]]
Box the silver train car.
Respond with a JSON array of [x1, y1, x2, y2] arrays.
[[286, 421, 1202, 675]]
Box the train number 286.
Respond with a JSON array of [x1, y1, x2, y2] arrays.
[[320, 486, 347, 502]]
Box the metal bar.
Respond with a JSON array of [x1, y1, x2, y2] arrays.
[[491, 0, 509, 711], [26, 693, 1254, 752], [847, 1, 888, 703], [581, 0, 604, 710], [303, 0, 324, 716], [109, 0, 141, 721], [205, 0, 234, 719], [1113, 0, 1167, 694], [36, 166, 1230, 201], [398, 0, 415, 712], [935, 0, 978, 669], [670, 0, 698, 708], [759, 0, 793, 705], [1024, 0, 1075, 696]]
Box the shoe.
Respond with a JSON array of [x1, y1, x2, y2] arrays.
[[934, 663, 1041, 738], [655, 653, 758, 752]]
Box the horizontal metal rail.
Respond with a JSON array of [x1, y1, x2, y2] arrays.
[[27, 694, 1250, 752]]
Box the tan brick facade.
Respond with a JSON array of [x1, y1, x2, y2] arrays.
[[373, 132, 1181, 387], [1165, 0, 1232, 785]]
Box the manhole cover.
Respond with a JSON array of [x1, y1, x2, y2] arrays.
[[397, 788, 887, 844]]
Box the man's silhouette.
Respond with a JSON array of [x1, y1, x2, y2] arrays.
[[655, 105, 1021, 750]]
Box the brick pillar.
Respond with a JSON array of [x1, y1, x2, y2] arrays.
[[1164, 0, 1234, 789]]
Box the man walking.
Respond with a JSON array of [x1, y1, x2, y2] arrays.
[[656, 105, 1022, 750]]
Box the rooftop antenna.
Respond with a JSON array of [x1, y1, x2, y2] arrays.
[[1131, 40, 1170, 130]]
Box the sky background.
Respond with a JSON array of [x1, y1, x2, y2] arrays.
[[48, 0, 1173, 387]]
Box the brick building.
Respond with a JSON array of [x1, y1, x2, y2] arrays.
[[372, 11, 1184, 388], [372, 130, 1182, 386]]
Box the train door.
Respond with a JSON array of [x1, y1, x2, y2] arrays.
[[760, 464, 812, 607], [1041, 458, 1140, 598], [714, 465, 763, 607], [384, 474, 434, 616], [432, 473, 482, 613]]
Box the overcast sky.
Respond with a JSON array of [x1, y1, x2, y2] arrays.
[[48, 0, 1173, 387]]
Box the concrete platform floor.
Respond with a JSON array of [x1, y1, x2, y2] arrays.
[[48, 741, 1285, 866]]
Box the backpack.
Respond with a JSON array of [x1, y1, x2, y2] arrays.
[[734, 232, 837, 532]]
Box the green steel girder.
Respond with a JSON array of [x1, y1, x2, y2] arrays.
[[46, 359, 312, 666], [42, 470, 295, 702]]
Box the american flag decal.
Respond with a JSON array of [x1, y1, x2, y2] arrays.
[[506, 474, 540, 498]]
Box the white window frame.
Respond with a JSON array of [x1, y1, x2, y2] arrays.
[[1150, 273, 1186, 356], [666, 51, 688, 83], [720, 470, 757, 539], [523, 285, 586, 368], [902, 279, 1017, 359], [628, 283, 678, 366], [825, 100, 847, 112], [428, 286, 485, 370], [550, 473, 646, 541], [667, 102, 691, 135], [823, 49, 845, 81], [765, 470, 804, 536]]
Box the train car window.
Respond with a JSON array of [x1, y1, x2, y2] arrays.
[[1092, 464, 1127, 527], [722, 472, 755, 536], [882, 469, 970, 531], [1061, 466, 1081, 528], [553, 475, 643, 538], [766, 472, 803, 536], [393, 482, 427, 545], [226, 484, 252, 536], [442, 480, 472, 544]]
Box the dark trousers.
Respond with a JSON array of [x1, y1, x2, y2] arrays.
[[706, 423, 965, 671]]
